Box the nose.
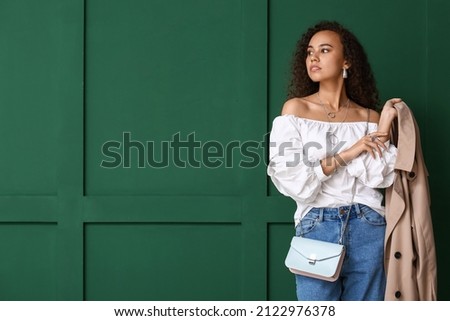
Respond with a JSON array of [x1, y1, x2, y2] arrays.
[[310, 53, 319, 62]]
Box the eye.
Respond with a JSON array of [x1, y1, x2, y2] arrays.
[[321, 48, 330, 53], [307, 50, 314, 56]]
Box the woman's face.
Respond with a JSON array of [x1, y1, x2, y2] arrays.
[[306, 30, 349, 83]]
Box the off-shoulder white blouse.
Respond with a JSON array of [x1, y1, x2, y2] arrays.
[[267, 114, 397, 226]]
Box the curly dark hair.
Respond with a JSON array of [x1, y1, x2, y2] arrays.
[[288, 21, 379, 110]]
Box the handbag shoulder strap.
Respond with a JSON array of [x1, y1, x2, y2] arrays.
[[365, 108, 370, 135], [338, 210, 351, 245]]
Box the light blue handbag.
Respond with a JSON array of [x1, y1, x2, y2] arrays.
[[284, 236, 345, 282], [284, 211, 350, 282]]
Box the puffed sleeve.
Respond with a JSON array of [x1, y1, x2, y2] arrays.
[[267, 115, 331, 203], [346, 141, 397, 188]]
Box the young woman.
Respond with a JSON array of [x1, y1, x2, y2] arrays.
[[267, 21, 399, 300]]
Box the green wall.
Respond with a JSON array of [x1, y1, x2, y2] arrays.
[[0, 0, 448, 300]]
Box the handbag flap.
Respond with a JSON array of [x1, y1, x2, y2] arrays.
[[289, 236, 343, 261]]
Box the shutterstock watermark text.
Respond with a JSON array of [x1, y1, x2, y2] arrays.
[[100, 131, 344, 169]]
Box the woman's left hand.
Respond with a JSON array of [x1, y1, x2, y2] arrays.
[[380, 98, 401, 121], [376, 98, 401, 142]]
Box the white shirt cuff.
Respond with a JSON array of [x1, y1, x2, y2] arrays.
[[313, 162, 332, 182]]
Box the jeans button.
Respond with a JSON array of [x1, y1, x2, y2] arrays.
[[339, 209, 345, 215]]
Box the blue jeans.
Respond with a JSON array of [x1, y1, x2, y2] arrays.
[[295, 203, 386, 301]]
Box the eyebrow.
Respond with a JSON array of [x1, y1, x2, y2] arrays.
[[307, 43, 334, 48]]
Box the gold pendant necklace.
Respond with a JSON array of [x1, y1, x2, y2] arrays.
[[316, 93, 351, 148], [317, 93, 350, 121], [327, 111, 337, 119]]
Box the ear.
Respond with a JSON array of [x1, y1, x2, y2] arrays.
[[343, 60, 351, 69]]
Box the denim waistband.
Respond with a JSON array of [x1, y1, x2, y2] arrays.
[[307, 203, 362, 221]]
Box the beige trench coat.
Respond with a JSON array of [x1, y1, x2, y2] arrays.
[[384, 102, 437, 300]]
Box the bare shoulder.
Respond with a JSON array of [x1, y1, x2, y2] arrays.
[[351, 102, 380, 123], [280, 97, 309, 117], [368, 108, 380, 123]]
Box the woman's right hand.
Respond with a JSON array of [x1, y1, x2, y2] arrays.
[[338, 131, 389, 163]]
